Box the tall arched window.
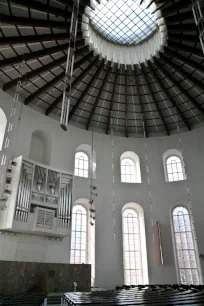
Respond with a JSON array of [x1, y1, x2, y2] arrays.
[[120, 152, 141, 183], [166, 156, 184, 182], [74, 152, 89, 178], [122, 203, 148, 285], [0, 108, 7, 151], [70, 200, 95, 285], [172, 206, 201, 285], [70, 205, 87, 264]]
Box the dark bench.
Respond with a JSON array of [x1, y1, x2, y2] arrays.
[[62, 285, 204, 306], [0, 292, 47, 306]]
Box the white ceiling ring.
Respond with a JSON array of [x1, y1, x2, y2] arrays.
[[82, 0, 167, 65]]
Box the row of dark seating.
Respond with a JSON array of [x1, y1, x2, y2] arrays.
[[0, 292, 46, 306], [62, 285, 204, 306]]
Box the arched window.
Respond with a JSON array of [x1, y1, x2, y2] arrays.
[[121, 158, 136, 183], [0, 108, 7, 151], [70, 200, 95, 285], [120, 152, 141, 183], [122, 203, 148, 285], [163, 149, 186, 182], [172, 206, 201, 285], [166, 156, 184, 182], [74, 152, 89, 178], [70, 205, 87, 264]]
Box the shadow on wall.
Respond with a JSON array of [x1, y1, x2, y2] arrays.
[[29, 130, 52, 165]]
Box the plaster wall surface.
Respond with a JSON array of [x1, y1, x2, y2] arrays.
[[0, 89, 204, 289]]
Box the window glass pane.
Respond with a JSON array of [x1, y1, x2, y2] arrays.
[[172, 206, 200, 285], [75, 152, 89, 178], [70, 205, 87, 264], [122, 208, 143, 285], [121, 158, 136, 183], [166, 156, 185, 182]]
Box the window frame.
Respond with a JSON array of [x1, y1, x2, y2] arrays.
[[122, 203, 149, 286], [74, 151, 89, 178], [70, 200, 96, 286], [166, 155, 184, 182], [120, 152, 141, 184], [70, 204, 88, 264], [171, 205, 202, 285], [163, 149, 186, 183], [121, 157, 136, 183]]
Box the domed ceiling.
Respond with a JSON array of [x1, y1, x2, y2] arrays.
[[0, 0, 203, 137]]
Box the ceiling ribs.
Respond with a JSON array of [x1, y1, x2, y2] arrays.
[[3, 52, 92, 92], [106, 65, 118, 135], [0, 33, 83, 46], [168, 33, 199, 43], [168, 41, 203, 58], [164, 47, 204, 75], [160, 53, 204, 92], [141, 64, 170, 136], [9, 0, 73, 19], [148, 61, 191, 131], [45, 56, 99, 115], [162, 0, 192, 17], [125, 68, 128, 138], [0, 43, 69, 69], [165, 11, 194, 24], [0, 14, 74, 29], [133, 66, 148, 138], [69, 60, 105, 121], [86, 62, 111, 130], [154, 58, 204, 116]]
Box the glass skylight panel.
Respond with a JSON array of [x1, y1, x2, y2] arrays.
[[90, 0, 158, 45]]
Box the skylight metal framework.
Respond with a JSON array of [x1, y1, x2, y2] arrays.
[[90, 0, 158, 45]]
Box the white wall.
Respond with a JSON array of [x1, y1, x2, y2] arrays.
[[0, 89, 204, 289]]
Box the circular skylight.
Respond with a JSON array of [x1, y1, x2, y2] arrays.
[[90, 0, 158, 46]]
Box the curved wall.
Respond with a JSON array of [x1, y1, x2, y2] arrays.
[[0, 89, 204, 289]]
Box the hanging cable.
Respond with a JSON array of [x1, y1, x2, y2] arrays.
[[142, 113, 155, 242], [89, 123, 97, 226], [60, 0, 80, 131], [111, 114, 116, 242]]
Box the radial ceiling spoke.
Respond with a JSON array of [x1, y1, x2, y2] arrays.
[[162, 0, 192, 17], [9, 0, 72, 19], [148, 60, 191, 131], [0, 43, 69, 69], [160, 52, 204, 93], [86, 62, 111, 130], [45, 55, 99, 115], [3, 51, 91, 92], [141, 64, 170, 136], [125, 68, 128, 138], [106, 65, 118, 135], [133, 65, 148, 138], [168, 41, 203, 58], [164, 47, 204, 75], [155, 58, 204, 116], [69, 60, 105, 121], [0, 33, 82, 46], [0, 14, 73, 29]]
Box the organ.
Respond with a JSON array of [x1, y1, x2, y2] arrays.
[[0, 156, 73, 238]]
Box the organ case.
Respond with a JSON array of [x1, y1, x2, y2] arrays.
[[0, 156, 73, 238]]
